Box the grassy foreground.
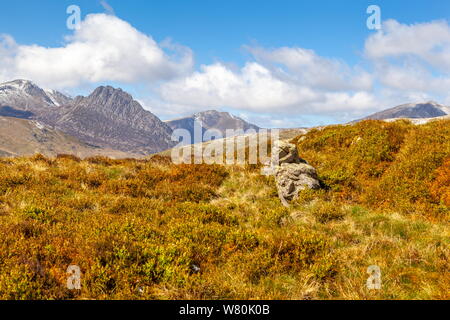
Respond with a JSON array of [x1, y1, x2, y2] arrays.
[[0, 120, 448, 300]]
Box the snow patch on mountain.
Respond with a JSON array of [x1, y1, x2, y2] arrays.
[[0, 79, 72, 109], [44, 89, 61, 107], [32, 120, 45, 130]]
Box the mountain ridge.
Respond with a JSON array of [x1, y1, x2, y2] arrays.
[[0, 80, 175, 155], [0, 80, 72, 117], [40, 85, 175, 154], [357, 101, 449, 122]]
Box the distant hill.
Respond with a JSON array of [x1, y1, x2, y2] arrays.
[[0, 116, 136, 158], [165, 110, 260, 142], [357, 101, 449, 121]]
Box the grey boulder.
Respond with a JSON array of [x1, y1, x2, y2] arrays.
[[275, 163, 320, 201], [271, 140, 306, 165], [269, 141, 320, 206]]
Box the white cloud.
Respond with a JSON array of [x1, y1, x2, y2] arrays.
[[0, 34, 17, 81], [156, 20, 450, 122], [160, 62, 320, 113], [249, 46, 373, 91], [365, 19, 450, 70], [0, 14, 193, 89], [366, 19, 450, 102], [374, 61, 450, 94], [158, 48, 377, 117]]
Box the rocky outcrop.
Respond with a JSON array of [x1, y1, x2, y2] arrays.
[[271, 140, 306, 165], [270, 141, 320, 206], [275, 163, 320, 200]]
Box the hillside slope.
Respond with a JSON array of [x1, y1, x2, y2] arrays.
[[0, 119, 447, 300], [0, 116, 136, 158], [292, 119, 450, 216]]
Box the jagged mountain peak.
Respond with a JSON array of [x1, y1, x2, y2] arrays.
[[0, 79, 72, 111], [194, 109, 225, 116], [38, 85, 175, 154], [193, 110, 235, 121], [169, 109, 259, 128], [2, 79, 36, 88], [1, 79, 46, 96], [2, 79, 38, 87], [70, 85, 147, 120], [90, 85, 130, 99]]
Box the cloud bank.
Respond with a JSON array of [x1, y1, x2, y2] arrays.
[[0, 14, 193, 89], [365, 19, 450, 101], [159, 48, 376, 116], [1, 14, 450, 124]]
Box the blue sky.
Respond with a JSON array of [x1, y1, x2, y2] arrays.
[[3, 0, 449, 65], [1, 0, 450, 127]]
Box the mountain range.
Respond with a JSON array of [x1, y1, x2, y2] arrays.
[[0, 80, 261, 157], [0, 79, 449, 158], [0, 80, 176, 155], [0, 79, 70, 118]]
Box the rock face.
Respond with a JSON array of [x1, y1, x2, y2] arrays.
[[40, 86, 175, 155], [270, 141, 320, 206], [275, 163, 320, 201], [271, 140, 306, 165]]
